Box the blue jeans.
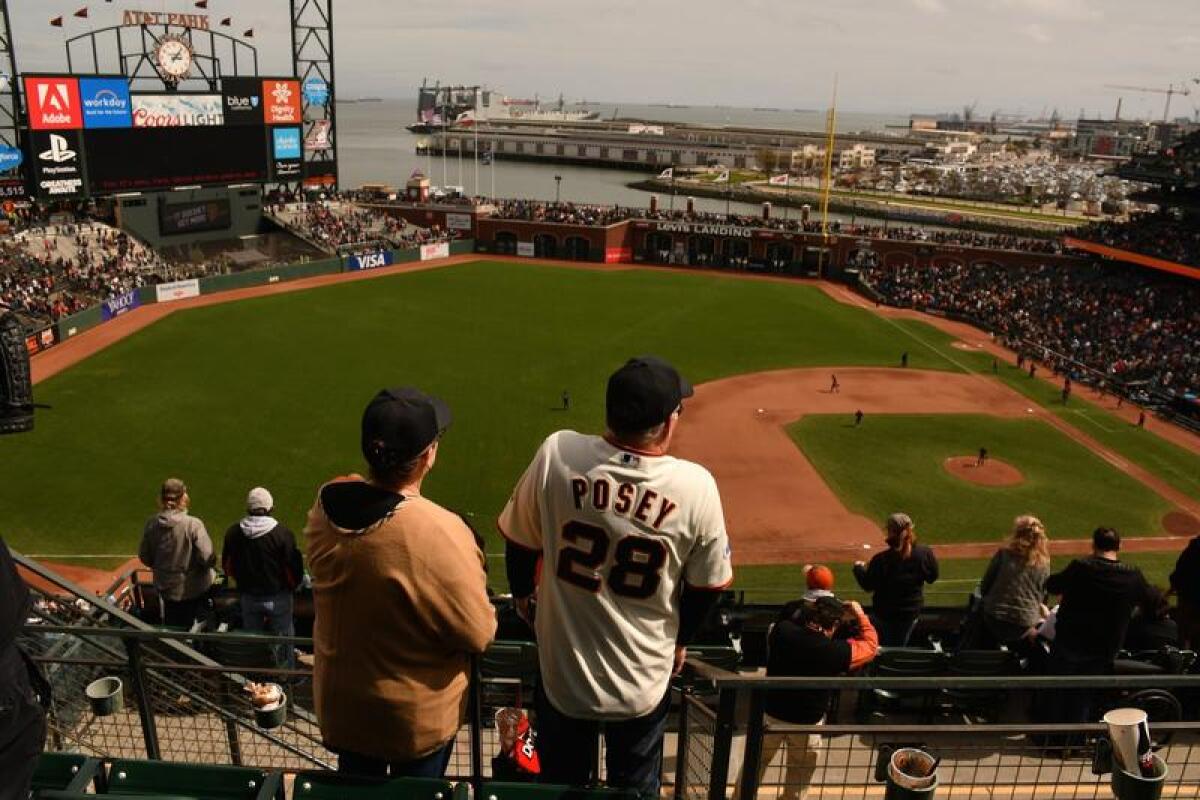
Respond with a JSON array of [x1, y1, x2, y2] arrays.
[[336, 740, 454, 778], [535, 686, 670, 798], [240, 592, 294, 668]]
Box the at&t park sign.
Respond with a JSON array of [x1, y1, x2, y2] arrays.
[[122, 10, 211, 29], [655, 221, 753, 238]]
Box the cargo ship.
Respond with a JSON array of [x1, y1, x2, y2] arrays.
[[407, 79, 600, 133]]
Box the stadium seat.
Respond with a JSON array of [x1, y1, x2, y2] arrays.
[[857, 648, 948, 721], [479, 781, 641, 800], [481, 640, 540, 709], [687, 646, 742, 672], [104, 759, 283, 800], [30, 753, 104, 795], [292, 773, 459, 800], [940, 649, 1019, 718]]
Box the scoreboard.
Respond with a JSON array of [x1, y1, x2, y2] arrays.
[[20, 74, 314, 200]]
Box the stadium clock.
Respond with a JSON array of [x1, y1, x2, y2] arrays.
[[154, 35, 193, 82]]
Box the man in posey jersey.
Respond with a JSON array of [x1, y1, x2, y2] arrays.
[[500, 356, 733, 796]]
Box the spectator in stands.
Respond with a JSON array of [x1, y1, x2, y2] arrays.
[[969, 515, 1050, 654], [737, 595, 878, 800], [1042, 527, 1154, 721], [138, 478, 216, 629], [0, 533, 47, 800], [1123, 586, 1180, 653], [499, 356, 733, 797], [221, 487, 304, 667], [852, 513, 939, 646], [306, 387, 496, 778], [1169, 533, 1200, 649]]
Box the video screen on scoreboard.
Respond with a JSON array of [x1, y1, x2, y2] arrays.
[[83, 126, 269, 192], [159, 198, 232, 236]]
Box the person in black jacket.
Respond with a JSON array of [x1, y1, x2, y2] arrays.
[[852, 513, 939, 646], [1169, 535, 1200, 648], [735, 596, 879, 800], [222, 487, 303, 666], [0, 534, 47, 800], [1042, 527, 1154, 723]]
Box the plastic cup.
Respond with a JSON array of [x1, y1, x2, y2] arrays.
[[887, 748, 938, 792], [1103, 707, 1150, 773]]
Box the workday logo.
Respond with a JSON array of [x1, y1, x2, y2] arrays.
[[79, 78, 132, 128]]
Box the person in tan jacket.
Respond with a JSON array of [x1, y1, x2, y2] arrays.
[[306, 386, 496, 778]]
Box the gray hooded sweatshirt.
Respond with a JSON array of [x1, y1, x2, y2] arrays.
[[139, 508, 216, 602]]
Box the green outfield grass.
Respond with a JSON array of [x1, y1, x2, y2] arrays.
[[0, 261, 961, 561], [886, 318, 1200, 502], [790, 414, 1174, 543]]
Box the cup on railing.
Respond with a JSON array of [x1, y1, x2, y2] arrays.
[[247, 682, 288, 729], [85, 676, 124, 716], [1103, 708, 1153, 775], [885, 748, 939, 799]]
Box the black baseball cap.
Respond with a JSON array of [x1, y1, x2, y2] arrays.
[[606, 356, 694, 434], [361, 387, 452, 468]]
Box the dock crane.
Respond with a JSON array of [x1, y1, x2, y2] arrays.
[[1103, 82, 1194, 121]]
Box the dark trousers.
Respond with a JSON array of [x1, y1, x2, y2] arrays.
[[535, 686, 670, 798], [872, 614, 919, 648], [336, 739, 454, 779], [162, 595, 206, 629], [1040, 647, 1111, 726], [0, 645, 48, 800]]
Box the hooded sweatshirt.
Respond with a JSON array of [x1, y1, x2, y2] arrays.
[[222, 515, 303, 597], [305, 476, 497, 762], [138, 508, 215, 602]]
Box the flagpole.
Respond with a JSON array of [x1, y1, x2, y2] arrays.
[[819, 74, 838, 279]]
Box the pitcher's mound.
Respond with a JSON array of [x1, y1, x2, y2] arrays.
[[1164, 511, 1200, 537], [943, 456, 1024, 487]]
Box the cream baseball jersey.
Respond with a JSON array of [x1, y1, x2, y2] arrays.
[[499, 430, 733, 719]]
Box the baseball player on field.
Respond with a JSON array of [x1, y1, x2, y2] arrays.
[[499, 355, 733, 796]]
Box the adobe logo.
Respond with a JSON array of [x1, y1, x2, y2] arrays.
[[26, 77, 82, 130]]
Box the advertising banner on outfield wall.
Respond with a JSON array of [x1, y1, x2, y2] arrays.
[[517, 242, 535, 257], [155, 278, 200, 303], [24, 326, 57, 356], [419, 241, 450, 261], [101, 288, 142, 320], [346, 250, 393, 271]]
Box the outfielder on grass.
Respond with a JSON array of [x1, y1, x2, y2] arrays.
[[499, 355, 733, 797]]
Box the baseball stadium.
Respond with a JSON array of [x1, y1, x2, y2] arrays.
[[5, 3, 1200, 800]]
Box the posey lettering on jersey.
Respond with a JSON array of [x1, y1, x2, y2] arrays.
[[570, 475, 678, 530]]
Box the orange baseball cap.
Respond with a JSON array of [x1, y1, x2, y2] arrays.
[[805, 564, 835, 591]]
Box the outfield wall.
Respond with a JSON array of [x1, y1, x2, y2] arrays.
[[49, 242, 472, 349]]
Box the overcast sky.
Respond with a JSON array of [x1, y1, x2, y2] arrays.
[[11, 0, 1200, 119]]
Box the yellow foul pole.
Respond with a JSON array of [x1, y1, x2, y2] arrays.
[[820, 74, 839, 244]]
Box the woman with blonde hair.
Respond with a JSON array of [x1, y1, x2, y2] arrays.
[[975, 515, 1051, 652]]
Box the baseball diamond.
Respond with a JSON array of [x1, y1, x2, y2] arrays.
[[9, 256, 1200, 602]]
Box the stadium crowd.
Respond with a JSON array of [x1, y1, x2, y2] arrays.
[[273, 201, 461, 253], [862, 259, 1200, 397], [0, 224, 172, 328], [485, 199, 1062, 253], [1073, 211, 1200, 269]]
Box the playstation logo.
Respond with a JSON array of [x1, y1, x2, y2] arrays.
[[39, 134, 76, 163]]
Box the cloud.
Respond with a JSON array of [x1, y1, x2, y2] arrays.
[[1002, 0, 1103, 22], [911, 0, 948, 13], [1024, 23, 1053, 44]]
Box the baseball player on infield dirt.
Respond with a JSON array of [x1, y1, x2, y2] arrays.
[[499, 355, 733, 796]]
